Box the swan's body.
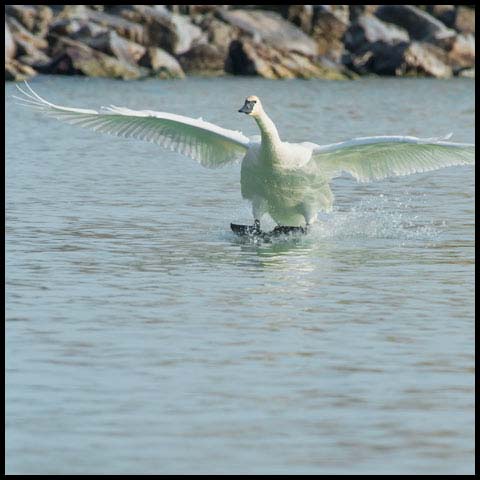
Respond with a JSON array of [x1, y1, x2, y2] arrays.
[[241, 139, 332, 226], [15, 84, 475, 228]]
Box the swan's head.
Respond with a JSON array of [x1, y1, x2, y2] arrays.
[[239, 96, 262, 116]]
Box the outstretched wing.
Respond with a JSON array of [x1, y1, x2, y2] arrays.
[[311, 135, 474, 182], [14, 82, 250, 168]]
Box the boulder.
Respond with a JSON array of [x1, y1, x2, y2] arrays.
[[349, 5, 380, 22], [5, 5, 53, 38], [344, 14, 409, 54], [375, 5, 456, 43], [5, 59, 37, 81], [248, 5, 312, 33], [47, 36, 148, 79], [49, 18, 108, 39], [283, 51, 350, 79], [226, 38, 270, 77], [87, 9, 146, 45], [311, 5, 350, 63], [17, 53, 51, 71], [345, 42, 408, 76], [226, 38, 347, 79], [5, 5, 38, 31], [454, 6, 475, 35], [57, 7, 146, 45], [54, 5, 90, 20], [447, 34, 475, 70], [426, 5, 456, 28], [218, 8, 318, 56], [197, 15, 237, 52], [6, 16, 48, 51], [167, 5, 224, 16], [346, 40, 452, 78], [121, 5, 204, 55], [402, 42, 452, 78], [139, 47, 185, 79], [12, 34, 50, 67], [177, 43, 227, 76], [458, 67, 475, 78], [284, 5, 314, 34], [5, 21, 16, 61], [83, 30, 146, 66]]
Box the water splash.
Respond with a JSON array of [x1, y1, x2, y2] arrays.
[[311, 195, 442, 242], [226, 194, 443, 246]]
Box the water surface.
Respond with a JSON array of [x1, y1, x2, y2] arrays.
[[5, 76, 475, 474]]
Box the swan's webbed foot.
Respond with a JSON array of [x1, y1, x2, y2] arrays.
[[230, 219, 261, 236], [272, 225, 308, 235]]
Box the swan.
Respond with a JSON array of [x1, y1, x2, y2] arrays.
[[14, 83, 475, 232]]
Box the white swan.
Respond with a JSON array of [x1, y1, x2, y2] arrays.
[[15, 84, 475, 229]]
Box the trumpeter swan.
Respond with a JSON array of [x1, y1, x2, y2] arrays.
[[14, 83, 475, 230]]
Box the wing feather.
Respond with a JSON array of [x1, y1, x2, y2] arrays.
[[311, 135, 474, 182], [14, 82, 250, 168]]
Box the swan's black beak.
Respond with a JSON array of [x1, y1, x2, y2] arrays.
[[239, 100, 255, 114]]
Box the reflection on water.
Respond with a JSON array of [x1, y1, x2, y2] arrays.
[[6, 76, 474, 475]]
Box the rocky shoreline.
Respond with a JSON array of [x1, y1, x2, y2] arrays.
[[5, 5, 475, 82]]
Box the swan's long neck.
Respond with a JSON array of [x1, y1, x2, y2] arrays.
[[255, 110, 281, 153]]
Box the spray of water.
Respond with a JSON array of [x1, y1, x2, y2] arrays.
[[225, 194, 443, 246]]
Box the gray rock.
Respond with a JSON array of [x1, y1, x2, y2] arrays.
[[311, 5, 350, 63], [375, 5, 456, 43], [197, 15, 237, 52], [458, 67, 475, 78], [17, 53, 52, 71], [426, 5, 457, 29], [454, 6, 475, 35], [5, 5, 53, 38], [5, 5, 38, 31], [447, 34, 475, 70], [5, 21, 16, 61], [218, 8, 318, 56], [139, 47, 185, 79], [12, 34, 50, 66], [343, 14, 411, 76], [285, 5, 314, 34], [122, 5, 204, 55], [349, 5, 380, 22], [77, 8, 146, 45], [178, 43, 226, 76], [346, 39, 452, 78], [168, 5, 225, 16], [345, 14, 409, 54], [345, 42, 408, 76], [348, 42, 453, 78], [402, 42, 452, 78], [6, 16, 48, 51], [226, 38, 347, 79], [49, 18, 109, 39], [54, 5, 91, 21], [5, 59, 37, 81], [83, 30, 146, 66], [47, 35, 148, 79]]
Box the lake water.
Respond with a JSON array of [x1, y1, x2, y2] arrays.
[[5, 76, 475, 475]]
